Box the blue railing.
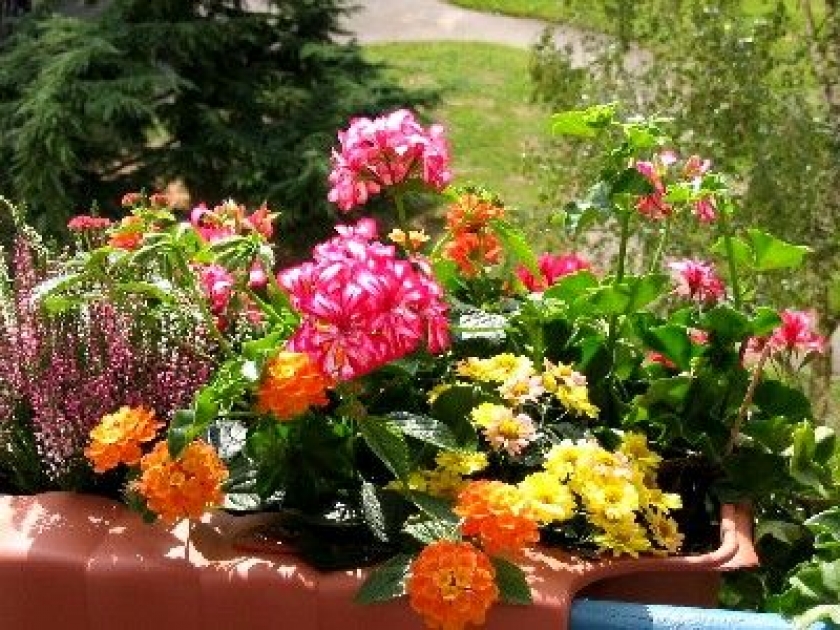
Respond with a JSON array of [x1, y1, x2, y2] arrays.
[[571, 600, 832, 630]]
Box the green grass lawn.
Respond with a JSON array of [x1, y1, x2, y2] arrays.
[[364, 42, 553, 229], [448, 0, 802, 34]]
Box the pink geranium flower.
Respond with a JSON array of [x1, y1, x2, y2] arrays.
[[668, 259, 726, 305], [196, 264, 235, 315], [769, 309, 826, 354], [635, 154, 674, 221], [279, 218, 450, 380], [516, 252, 591, 292], [327, 109, 452, 212]]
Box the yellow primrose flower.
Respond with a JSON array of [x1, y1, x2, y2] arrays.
[[457, 354, 534, 383], [645, 510, 684, 554], [470, 402, 511, 428], [555, 384, 599, 419], [592, 517, 653, 557], [544, 439, 598, 480], [518, 472, 576, 524], [619, 432, 663, 473], [580, 477, 640, 522], [435, 450, 489, 476]]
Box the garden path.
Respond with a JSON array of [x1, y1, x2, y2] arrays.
[[338, 0, 644, 67]]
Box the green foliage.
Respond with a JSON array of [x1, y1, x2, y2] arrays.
[[0, 0, 416, 242]]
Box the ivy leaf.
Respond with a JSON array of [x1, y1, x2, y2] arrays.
[[492, 557, 532, 605], [403, 518, 458, 544], [360, 417, 411, 482], [354, 553, 414, 604], [388, 412, 459, 451]]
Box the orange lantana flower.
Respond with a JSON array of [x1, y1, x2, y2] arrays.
[[454, 480, 539, 555], [407, 540, 499, 630], [445, 193, 505, 234], [85, 406, 162, 473], [256, 351, 332, 420], [134, 440, 228, 524], [108, 215, 145, 250]]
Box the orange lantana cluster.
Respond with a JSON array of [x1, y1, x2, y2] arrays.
[[441, 192, 504, 277], [134, 440, 228, 524], [256, 351, 332, 420], [407, 540, 499, 630], [454, 480, 540, 555], [84, 406, 162, 473]]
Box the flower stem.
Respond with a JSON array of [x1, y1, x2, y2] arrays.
[[724, 342, 772, 457], [615, 209, 631, 283], [393, 190, 409, 233], [648, 217, 670, 273], [718, 201, 742, 308]]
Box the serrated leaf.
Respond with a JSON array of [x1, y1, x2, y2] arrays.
[[388, 412, 459, 450], [355, 554, 414, 604], [492, 557, 532, 605], [360, 417, 411, 482]]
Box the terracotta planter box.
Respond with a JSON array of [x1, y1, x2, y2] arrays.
[[0, 492, 757, 630]]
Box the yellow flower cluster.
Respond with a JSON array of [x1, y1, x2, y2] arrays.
[[542, 360, 599, 418], [522, 433, 683, 557], [457, 354, 534, 383], [402, 451, 489, 499], [456, 354, 599, 419]]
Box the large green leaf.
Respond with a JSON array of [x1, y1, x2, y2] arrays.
[[388, 412, 459, 451], [747, 229, 811, 271], [492, 557, 532, 605], [489, 219, 538, 275], [360, 417, 411, 482], [429, 386, 481, 448], [551, 105, 616, 138], [641, 324, 692, 372], [542, 270, 599, 302], [581, 274, 668, 316], [355, 553, 414, 604]]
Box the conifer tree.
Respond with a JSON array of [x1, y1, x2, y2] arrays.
[[0, 0, 413, 242]]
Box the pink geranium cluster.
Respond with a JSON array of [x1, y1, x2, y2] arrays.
[[668, 258, 726, 305], [635, 152, 717, 222], [279, 219, 450, 380], [327, 109, 452, 212], [516, 252, 591, 292], [190, 199, 274, 243]]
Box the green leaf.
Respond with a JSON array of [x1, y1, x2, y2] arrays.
[[701, 305, 751, 343], [407, 491, 459, 525], [388, 412, 459, 450], [790, 423, 831, 495], [355, 554, 414, 604], [168, 409, 196, 458], [746, 229, 811, 271], [711, 236, 753, 268], [583, 274, 667, 316], [754, 380, 812, 420], [805, 508, 840, 542], [360, 417, 411, 482], [750, 307, 782, 336], [611, 167, 656, 198], [642, 324, 692, 372], [489, 219, 538, 275], [755, 520, 806, 545], [551, 105, 615, 138], [429, 386, 481, 448], [491, 557, 532, 605], [403, 518, 457, 544], [542, 270, 599, 302]]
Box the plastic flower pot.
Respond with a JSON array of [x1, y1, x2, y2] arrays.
[[0, 492, 757, 630]]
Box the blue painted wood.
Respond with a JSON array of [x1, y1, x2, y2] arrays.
[[571, 599, 831, 630]]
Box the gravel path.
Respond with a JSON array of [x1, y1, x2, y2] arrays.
[[339, 0, 601, 64]]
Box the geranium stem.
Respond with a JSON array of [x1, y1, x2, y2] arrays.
[[616, 210, 631, 283], [724, 342, 772, 456], [718, 201, 742, 309], [393, 190, 408, 233], [649, 217, 670, 273]]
